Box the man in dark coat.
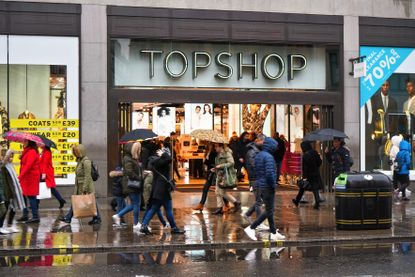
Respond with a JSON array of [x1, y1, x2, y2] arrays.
[[325, 138, 352, 179], [273, 132, 286, 184], [244, 137, 286, 241], [292, 141, 322, 209]]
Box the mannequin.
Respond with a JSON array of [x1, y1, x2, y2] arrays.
[[242, 104, 271, 134], [18, 110, 36, 119]]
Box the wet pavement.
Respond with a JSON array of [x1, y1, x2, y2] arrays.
[[1, 190, 415, 256], [0, 242, 414, 276]]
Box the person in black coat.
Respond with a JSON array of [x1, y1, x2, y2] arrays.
[[235, 132, 250, 181], [325, 138, 352, 179], [292, 141, 322, 210], [140, 141, 185, 235], [273, 132, 286, 184]]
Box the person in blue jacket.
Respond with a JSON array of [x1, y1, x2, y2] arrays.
[[244, 137, 286, 241], [395, 139, 412, 201]]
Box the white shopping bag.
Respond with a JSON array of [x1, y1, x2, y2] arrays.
[[37, 182, 52, 200]]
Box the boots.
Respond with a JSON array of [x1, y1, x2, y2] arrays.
[[193, 203, 204, 212], [222, 202, 231, 213]]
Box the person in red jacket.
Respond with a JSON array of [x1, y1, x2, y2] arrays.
[[18, 139, 41, 224], [40, 145, 66, 209]]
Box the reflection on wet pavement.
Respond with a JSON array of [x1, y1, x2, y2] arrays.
[[1, 191, 415, 253], [0, 243, 412, 267]]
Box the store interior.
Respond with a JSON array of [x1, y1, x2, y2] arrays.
[[125, 102, 331, 188]]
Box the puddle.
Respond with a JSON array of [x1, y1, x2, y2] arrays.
[[0, 243, 412, 267]]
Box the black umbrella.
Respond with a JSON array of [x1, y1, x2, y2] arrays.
[[119, 129, 158, 143], [303, 131, 332, 142], [35, 134, 57, 149], [303, 128, 349, 142]]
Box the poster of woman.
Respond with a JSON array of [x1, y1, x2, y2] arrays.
[[153, 107, 176, 137], [132, 111, 149, 129], [185, 103, 213, 133]]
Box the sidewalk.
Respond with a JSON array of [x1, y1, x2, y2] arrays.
[[0, 190, 414, 256]]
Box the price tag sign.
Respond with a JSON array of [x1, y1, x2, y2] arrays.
[[360, 47, 413, 107]]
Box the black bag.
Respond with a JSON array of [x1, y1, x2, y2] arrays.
[[297, 179, 312, 191], [127, 179, 143, 190], [153, 168, 176, 192], [91, 160, 99, 181]]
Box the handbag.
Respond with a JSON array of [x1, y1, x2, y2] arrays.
[[297, 179, 312, 191], [127, 179, 143, 190], [37, 182, 52, 200], [153, 168, 176, 192], [71, 194, 98, 218], [218, 167, 237, 189]]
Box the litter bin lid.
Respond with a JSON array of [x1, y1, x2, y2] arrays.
[[335, 171, 392, 190]]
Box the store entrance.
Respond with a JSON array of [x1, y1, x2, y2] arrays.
[[117, 102, 334, 191]]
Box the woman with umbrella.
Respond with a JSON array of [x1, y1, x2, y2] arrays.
[[18, 139, 41, 223], [38, 136, 66, 209]]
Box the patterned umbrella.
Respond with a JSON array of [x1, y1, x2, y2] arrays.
[[190, 129, 229, 144], [3, 131, 45, 146]]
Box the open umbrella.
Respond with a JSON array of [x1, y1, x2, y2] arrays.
[[3, 131, 45, 146], [303, 128, 348, 142], [190, 129, 228, 144], [35, 134, 57, 149], [119, 129, 158, 144]]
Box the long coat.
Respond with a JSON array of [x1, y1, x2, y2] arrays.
[[149, 152, 172, 202], [122, 142, 142, 195], [73, 145, 95, 195], [214, 148, 237, 186], [301, 143, 323, 190], [40, 148, 56, 188], [19, 146, 40, 196]]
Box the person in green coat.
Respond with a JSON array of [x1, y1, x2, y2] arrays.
[[60, 144, 101, 225], [212, 143, 241, 215]]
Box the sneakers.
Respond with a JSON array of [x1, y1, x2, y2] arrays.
[[270, 231, 286, 241], [164, 223, 171, 229], [244, 226, 257, 241], [59, 217, 71, 224], [133, 222, 142, 230], [257, 223, 269, 231], [25, 218, 40, 224], [6, 226, 20, 233], [112, 214, 121, 226], [16, 216, 28, 223], [140, 225, 152, 235], [0, 228, 11, 235], [171, 227, 186, 234], [88, 218, 101, 225]]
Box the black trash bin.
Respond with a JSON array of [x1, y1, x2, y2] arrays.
[[335, 172, 393, 230]]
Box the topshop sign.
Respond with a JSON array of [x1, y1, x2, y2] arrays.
[[113, 40, 326, 90]]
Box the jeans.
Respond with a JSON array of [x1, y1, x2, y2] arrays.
[[142, 199, 176, 229], [295, 187, 320, 207], [142, 207, 166, 226], [245, 187, 263, 217], [251, 188, 276, 234], [65, 200, 101, 221], [396, 174, 410, 197], [117, 192, 141, 225], [116, 196, 126, 214], [51, 188, 65, 203], [23, 196, 39, 219]]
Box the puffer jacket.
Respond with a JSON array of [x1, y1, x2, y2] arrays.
[[254, 137, 278, 190], [325, 144, 351, 179], [122, 142, 142, 194], [396, 140, 411, 175], [245, 142, 260, 183], [73, 144, 94, 195]]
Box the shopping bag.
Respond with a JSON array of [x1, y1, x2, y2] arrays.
[[218, 167, 237, 189], [71, 194, 97, 218], [37, 182, 52, 200]]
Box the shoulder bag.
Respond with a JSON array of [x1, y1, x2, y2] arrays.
[[218, 166, 236, 189], [127, 165, 143, 190]]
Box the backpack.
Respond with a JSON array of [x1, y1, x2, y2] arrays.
[[91, 160, 99, 181]]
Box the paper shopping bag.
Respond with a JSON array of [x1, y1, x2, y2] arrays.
[[37, 182, 52, 200], [71, 194, 97, 218]]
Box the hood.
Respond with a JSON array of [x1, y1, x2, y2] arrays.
[[73, 144, 86, 158], [399, 140, 411, 152], [262, 137, 277, 154], [300, 141, 312, 153], [246, 141, 259, 151], [392, 135, 403, 147]]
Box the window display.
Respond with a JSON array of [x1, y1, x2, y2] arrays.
[[360, 46, 415, 171], [0, 35, 79, 185], [152, 107, 176, 137]]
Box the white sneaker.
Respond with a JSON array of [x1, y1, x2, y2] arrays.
[[0, 228, 11, 234], [6, 226, 20, 233], [133, 222, 142, 230], [244, 226, 257, 241], [148, 226, 152, 232], [164, 223, 171, 229], [257, 223, 269, 231], [270, 231, 286, 241], [112, 214, 121, 226]]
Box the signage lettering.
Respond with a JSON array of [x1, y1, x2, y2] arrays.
[[140, 49, 307, 81]]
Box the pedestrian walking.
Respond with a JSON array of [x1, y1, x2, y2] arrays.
[[0, 149, 25, 234], [140, 141, 185, 235], [193, 143, 230, 212], [39, 145, 66, 209], [292, 141, 322, 209], [60, 144, 101, 225], [235, 132, 250, 181], [109, 166, 126, 225], [325, 137, 352, 179], [394, 139, 411, 201], [17, 139, 41, 224], [112, 142, 144, 229], [243, 134, 268, 229], [389, 135, 403, 191], [211, 143, 241, 215], [244, 137, 286, 241], [272, 132, 286, 184]]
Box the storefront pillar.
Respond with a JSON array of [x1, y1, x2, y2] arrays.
[[80, 4, 108, 197], [343, 15, 360, 170]]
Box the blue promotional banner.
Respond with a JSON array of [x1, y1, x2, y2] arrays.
[[360, 46, 413, 107]]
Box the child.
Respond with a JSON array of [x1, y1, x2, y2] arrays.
[[109, 166, 127, 226], [395, 140, 411, 201]]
